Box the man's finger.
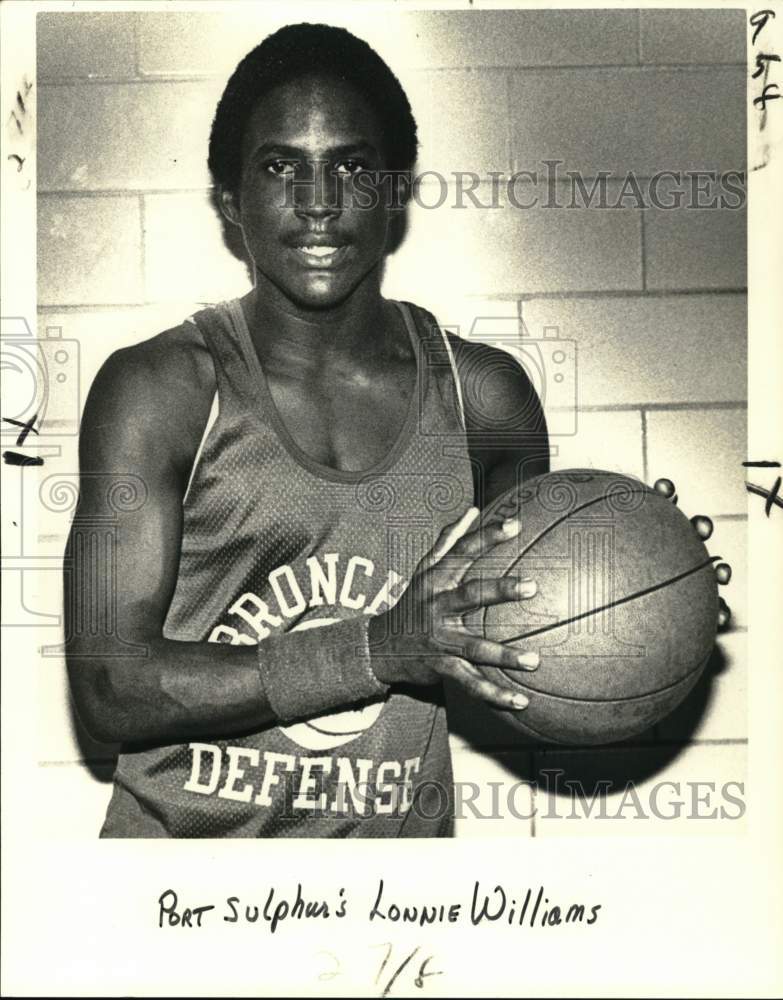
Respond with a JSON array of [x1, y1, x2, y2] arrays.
[[440, 630, 540, 671], [428, 506, 480, 564], [430, 516, 524, 590], [450, 515, 522, 560], [441, 575, 537, 615], [716, 562, 732, 584], [440, 657, 530, 710]]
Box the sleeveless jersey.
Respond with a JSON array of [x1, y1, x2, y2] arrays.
[[99, 298, 473, 838]]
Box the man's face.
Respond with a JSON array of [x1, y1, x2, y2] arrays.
[[222, 74, 395, 311]]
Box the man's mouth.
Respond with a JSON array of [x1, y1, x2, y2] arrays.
[[291, 244, 350, 268]]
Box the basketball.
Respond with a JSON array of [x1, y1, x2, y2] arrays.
[[462, 470, 720, 745]]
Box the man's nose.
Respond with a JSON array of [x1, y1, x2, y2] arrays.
[[292, 160, 343, 221]]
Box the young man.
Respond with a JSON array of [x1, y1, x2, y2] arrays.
[[64, 23, 550, 838]]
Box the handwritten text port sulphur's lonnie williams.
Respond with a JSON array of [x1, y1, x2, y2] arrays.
[[158, 880, 602, 934]]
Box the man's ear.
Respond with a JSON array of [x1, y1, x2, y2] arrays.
[[219, 187, 242, 226], [392, 170, 413, 211]]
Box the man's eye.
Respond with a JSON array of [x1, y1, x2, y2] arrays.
[[266, 160, 297, 176], [334, 159, 367, 176]]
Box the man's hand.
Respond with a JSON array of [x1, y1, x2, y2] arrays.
[[368, 507, 539, 710], [653, 477, 733, 630]]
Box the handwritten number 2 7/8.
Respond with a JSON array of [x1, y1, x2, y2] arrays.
[[316, 943, 443, 996]]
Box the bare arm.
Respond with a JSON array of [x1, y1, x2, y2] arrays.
[[452, 337, 550, 506], [64, 338, 276, 745]]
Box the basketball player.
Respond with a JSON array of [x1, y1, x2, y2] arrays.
[[64, 24, 729, 837]]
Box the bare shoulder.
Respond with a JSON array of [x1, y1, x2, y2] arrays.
[[409, 303, 523, 376], [95, 319, 213, 400], [80, 319, 216, 480], [439, 326, 545, 435]]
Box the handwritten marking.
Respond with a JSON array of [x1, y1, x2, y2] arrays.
[[752, 52, 781, 79], [373, 942, 393, 986], [317, 942, 443, 996], [381, 946, 419, 998], [744, 459, 782, 516], [2, 451, 44, 467], [751, 8, 776, 47], [315, 950, 341, 982], [414, 955, 444, 989], [753, 82, 781, 113], [751, 9, 780, 131], [6, 76, 33, 189], [747, 477, 783, 516], [158, 889, 215, 928], [3, 413, 39, 445], [2, 414, 43, 467]]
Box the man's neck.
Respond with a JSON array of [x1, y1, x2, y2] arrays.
[[241, 274, 396, 377]]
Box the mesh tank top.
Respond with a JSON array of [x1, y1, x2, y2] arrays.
[[100, 298, 473, 838]]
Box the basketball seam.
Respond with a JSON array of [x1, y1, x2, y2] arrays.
[[493, 646, 713, 705], [518, 487, 652, 560], [493, 711, 582, 745], [501, 555, 720, 646]]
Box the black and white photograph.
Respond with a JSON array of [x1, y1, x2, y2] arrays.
[[1, 1, 781, 996]]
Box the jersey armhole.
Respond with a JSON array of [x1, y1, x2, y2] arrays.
[[401, 302, 467, 433], [183, 391, 219, 505], [438, 327, 467, 431], [181, 314, 220, 506]]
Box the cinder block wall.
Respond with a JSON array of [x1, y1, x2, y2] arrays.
[[36, 9, 747, 837]]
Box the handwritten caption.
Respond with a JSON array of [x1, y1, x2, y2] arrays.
[[158, 878, 602, 933]]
